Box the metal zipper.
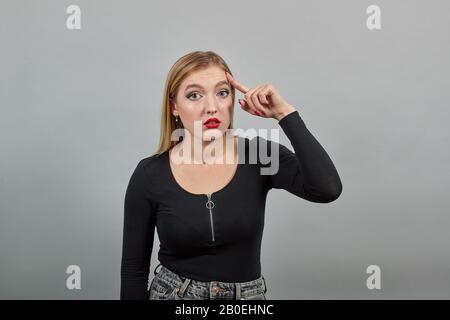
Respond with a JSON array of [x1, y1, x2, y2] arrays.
[[205, 193, 215, 242]]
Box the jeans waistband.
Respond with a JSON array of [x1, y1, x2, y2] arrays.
[[152, 263, 267, 299]]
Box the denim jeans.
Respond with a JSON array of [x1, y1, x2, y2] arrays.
[[149, 263, 267, 300]]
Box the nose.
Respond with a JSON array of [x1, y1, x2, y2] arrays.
[[205, 96, 218, 115]]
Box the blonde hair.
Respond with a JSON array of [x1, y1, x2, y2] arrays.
[[153, 51, 236, 156]]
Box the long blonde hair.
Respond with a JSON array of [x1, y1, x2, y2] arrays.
[[153, 51, 236, 156]]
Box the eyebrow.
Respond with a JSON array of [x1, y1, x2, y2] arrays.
[[184, 80, 230, 91]]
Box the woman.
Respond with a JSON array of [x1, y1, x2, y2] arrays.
[[120, 51, 342, 300]]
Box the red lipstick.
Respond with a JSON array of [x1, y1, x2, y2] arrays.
[[203, 117, 221, 129]]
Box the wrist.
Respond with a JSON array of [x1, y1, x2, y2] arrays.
[[275, 104, 297, 121]]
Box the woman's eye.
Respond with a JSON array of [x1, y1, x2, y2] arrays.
[[218, 90, 229, 97], [187, 92, 201, 100], [187, 90, 229, 101]]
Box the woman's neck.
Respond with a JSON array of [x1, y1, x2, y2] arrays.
[[174, 133, 238, 165]]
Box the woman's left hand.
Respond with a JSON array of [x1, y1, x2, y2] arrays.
[[225, 72, 297, 121]]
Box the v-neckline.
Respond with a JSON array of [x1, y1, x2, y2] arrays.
[[166, 136, 242, 198]]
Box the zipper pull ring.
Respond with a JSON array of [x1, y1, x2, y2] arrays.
[[206, 193, 215, 210]]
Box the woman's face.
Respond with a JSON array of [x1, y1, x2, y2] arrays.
[[171, 65, 233, 142]]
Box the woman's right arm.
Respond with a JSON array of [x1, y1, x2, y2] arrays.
[[120, 159, 156, 300]]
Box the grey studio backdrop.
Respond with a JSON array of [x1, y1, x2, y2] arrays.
[[1, 0, 449, 299]]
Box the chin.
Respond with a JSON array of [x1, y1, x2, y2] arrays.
[[203, 129, 223, 141]]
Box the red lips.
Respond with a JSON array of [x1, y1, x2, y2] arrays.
[[203, 117, 221, 125], [203, 117, 221, 129]]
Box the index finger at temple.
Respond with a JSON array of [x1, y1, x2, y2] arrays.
[[226, 72, 250, 93]]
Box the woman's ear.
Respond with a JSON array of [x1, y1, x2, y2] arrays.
[[169, 98, 177, 115]]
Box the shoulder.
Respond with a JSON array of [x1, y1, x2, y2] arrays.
[[241, 134, 293, 168], [137, 151, 167, 173], [245, 134, 286, 153], [126, 152, 168, 196], [235, 134, 282, 166]]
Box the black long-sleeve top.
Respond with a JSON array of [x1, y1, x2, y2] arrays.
[[120, 110, 342, 299]]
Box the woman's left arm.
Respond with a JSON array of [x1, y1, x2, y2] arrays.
[[225, 72, 342, 203], [265, 109, 343, 203]]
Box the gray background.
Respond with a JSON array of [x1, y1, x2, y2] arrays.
[[1, 0, 449, 299]]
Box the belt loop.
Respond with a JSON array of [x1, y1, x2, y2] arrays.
[[153, 263, 162, 276], [262, 275, 267, 294], [177, 278, 192, 297], [235, 282, 242, 300]]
